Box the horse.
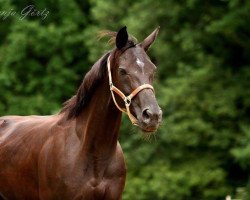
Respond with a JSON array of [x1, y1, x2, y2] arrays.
[[0, 26, 162, 200]]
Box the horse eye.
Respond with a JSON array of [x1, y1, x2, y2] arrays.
[[118, 68, 128, 76]]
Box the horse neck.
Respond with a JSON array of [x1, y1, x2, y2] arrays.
[[76, 78, 122, 159]]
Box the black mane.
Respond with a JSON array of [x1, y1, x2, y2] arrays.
[[60, 52, 110, 119]]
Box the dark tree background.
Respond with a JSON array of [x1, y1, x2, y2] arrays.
[[0, 0, 250, 199]]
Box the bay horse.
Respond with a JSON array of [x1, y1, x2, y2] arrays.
[[0, 26, 162, 200]]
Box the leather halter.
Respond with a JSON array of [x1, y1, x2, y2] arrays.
[[107, 55, 154, 125]]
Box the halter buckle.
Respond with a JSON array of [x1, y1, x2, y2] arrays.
[[124, 97, 131, 106]]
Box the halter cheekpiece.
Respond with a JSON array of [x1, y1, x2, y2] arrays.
[[107, 55, 154, 125]]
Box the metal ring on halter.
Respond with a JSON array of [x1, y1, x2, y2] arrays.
[[124, 97, 131, 106], [107, 55, 155, 126]]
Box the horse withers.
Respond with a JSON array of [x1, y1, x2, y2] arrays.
[[0, 26, 162, 200]]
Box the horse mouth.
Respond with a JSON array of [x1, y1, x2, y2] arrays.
[[142, 128, 157, 133], [140, 126, 158, 133]]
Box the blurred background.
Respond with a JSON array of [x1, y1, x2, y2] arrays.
[[0, 0, 250, 199]]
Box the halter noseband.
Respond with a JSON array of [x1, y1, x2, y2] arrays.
[[107, 55, 154, 125]]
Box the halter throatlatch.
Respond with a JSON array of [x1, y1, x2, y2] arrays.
[[107, 56, 154, 125]]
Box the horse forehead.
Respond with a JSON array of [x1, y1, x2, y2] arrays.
[[133, 47, 147, 59], [124, 47, 148, 64], [136, 58, 145, 68]]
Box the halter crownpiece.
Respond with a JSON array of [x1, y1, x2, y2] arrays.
[[107, 55, 155, 125]]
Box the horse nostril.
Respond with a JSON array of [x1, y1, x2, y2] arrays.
[[142, 108, 162, 125], [142, 109, 152, 122]]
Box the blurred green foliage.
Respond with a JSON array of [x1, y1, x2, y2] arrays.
[[0, 0, 250, 199]]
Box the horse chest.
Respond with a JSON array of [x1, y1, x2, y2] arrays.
[[62, 176, 124, 200], [79, 180, 109, 199], [39, 137, 126, 200], [48, 158, 126, 200]]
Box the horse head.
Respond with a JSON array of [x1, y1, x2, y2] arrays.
[[108, 26, 162, 133]]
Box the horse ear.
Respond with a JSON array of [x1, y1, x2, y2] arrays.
[[140, 26, 160, 51], [116, 26, 128, 49]]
